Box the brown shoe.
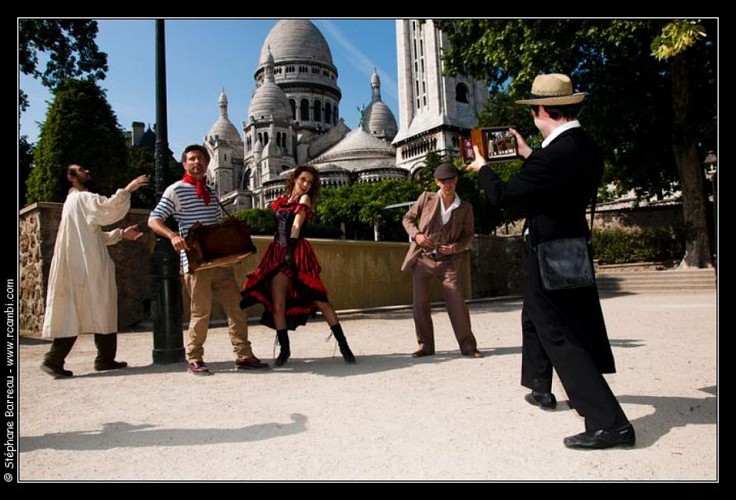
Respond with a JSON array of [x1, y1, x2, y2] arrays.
[[411, 348, 435, 358], [188, 360, 212, 376], [462, 349, 483, 358]]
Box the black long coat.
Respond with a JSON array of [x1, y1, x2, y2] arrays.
[[478, 127, 616, 373]]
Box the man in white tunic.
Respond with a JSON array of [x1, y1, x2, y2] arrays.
[[40, 165, 149, 378]]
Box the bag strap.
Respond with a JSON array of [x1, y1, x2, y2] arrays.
[[589, 189, 597, 232], [587, 174, 599, 243], [216, 196, 235, 220]]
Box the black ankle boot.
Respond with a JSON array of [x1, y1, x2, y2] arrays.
[[275, 329, 290, 367], [94, 333, 128, 371], [330, 323, 356, 363]]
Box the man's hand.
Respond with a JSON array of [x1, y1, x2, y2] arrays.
[[414, 233, 435, 250], [464, 145, 488, 173], [125, 174, 150, 193], [122, 224, 144, 241], [510, 127, 532, 159]]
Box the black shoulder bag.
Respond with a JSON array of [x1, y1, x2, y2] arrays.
[[535, 191, 597, 291]]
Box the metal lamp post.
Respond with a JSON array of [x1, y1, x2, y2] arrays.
[[150, 19, 185, 364]]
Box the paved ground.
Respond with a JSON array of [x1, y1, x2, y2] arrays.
[[16, 291, 718, 483]]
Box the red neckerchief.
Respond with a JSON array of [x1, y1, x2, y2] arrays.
[[182, 173, 211, 205]]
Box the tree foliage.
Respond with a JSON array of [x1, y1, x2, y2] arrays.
[[26, 79, 130, 204], [435, 18, 717, 266], [127, 144, 180, 209], [19, 137, 34, 208], [437, 19, 714, 196], [651, 20, 707, 60], [18, 19, 108, 113], [316, 179, 425, 241]]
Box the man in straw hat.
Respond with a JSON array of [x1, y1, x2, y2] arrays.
[[466, 73, 635, 449]]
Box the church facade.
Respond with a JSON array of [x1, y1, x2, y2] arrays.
[[201, 19, 487, 210]]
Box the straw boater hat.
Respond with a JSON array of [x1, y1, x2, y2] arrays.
[[515, 73, 586, 106]]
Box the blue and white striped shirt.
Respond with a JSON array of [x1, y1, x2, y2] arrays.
[[149, 180, 222, 272]]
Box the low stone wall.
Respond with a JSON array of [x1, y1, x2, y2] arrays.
[[19, 203, 153, 336], [24, 203, 531, 336], [470, 234, 524, 298]]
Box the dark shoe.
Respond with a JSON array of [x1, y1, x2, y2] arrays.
[[329, 323, 356, 363], [411, 348, 435, 358], [524, 391, 557, 410], [188, 360, 212, 376], [235, 356, 270, 370], [275, 330, 290, 367], [462, 349, 483, 358], [94, 360, 128, 371], [339, 344, 356, 363], [563, 424, 636, 450], [274, 351, 290, 367], [40, 361, 73, 378]]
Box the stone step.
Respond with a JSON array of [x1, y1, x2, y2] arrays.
[[595, 269, 716, 294]]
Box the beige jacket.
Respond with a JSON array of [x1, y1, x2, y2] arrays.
[[400, 191, 474, 272]]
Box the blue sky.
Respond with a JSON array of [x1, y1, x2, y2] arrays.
[[19, 19, 400, 160]]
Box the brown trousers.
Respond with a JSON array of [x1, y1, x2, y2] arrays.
[[411, 255, 477, 354]]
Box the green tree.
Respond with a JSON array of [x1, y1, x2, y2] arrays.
[[18, 19, 107, 113], [651, 20, 714, 267], [19, 137, 34, 208], [315, 180, 424, 241], [26, 79, 129, 204], [416, 150, 445, 191], [127, 143, 180, 209], [19, 20, 108, 207], [435, 19, 716, 267]]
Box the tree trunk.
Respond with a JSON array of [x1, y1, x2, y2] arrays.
[[670, 54, 713, 269]]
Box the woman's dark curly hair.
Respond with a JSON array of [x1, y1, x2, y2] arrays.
[[286, 165, 321, 205]]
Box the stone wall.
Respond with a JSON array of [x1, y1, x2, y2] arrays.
[[595, 204, 683, 230], [19, 203, 152, 336], [19, 203, 524, 337], [470, 234, 524, 298]]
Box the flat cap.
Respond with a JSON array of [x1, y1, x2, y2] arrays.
[[433, 162, 458, 180]]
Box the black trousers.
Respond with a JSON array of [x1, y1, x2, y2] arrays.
[[44, 334, 118, 367], [520, 239, 629, 431]]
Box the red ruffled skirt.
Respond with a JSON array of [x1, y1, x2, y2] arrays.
[[240, 238, 329, 331]]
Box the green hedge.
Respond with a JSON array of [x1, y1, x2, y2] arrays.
[[234, 208, 343, 239], [592, 226, 684, 265]]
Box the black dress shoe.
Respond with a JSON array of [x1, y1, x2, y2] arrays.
[[524, 391, 557, 410], [563, 423, 636, 450], [411, 349, 435, 358], [40, 361, 73, 378], [94, 360, 128, 371]]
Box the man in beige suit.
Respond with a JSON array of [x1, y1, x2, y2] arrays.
[[401, 163, 482, 358]]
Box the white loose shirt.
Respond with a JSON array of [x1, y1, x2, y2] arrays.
[[42, 188, 131, 338]]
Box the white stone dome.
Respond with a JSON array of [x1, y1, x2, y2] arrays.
[[260, 20, 334, 66], [363, 100, 398, 141], [362, 69, 397, 141], [248, 49, 292, 122], [207, 91, 243, 145]]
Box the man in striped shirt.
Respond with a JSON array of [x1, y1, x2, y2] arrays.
[[148, 144, 268, 375]]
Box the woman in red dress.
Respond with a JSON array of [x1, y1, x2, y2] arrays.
[[240, 166, 356, 366]]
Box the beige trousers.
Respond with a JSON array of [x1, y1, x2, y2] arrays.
[[183, 266, 253, 362]]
